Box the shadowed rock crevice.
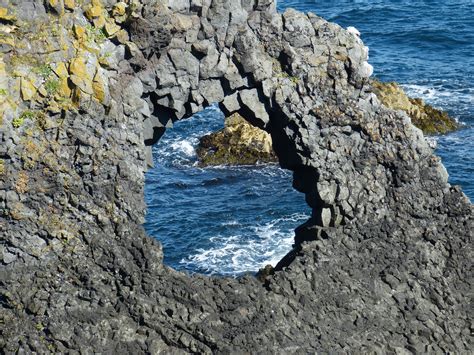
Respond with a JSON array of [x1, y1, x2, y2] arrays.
[[1, 0, 472, 353]]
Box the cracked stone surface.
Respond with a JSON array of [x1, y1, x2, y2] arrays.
[[0, 0, 472, 353]]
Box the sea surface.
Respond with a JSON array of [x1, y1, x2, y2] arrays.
[[145, 0, 474, 276]]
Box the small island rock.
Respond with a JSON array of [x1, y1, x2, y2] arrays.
[[371, 79, 458, 134], [196, 113, 278, 166]]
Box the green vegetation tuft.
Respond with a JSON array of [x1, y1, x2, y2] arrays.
[[12, 116, 25, 128], [12, 110, 37, 128], [45, 79, 60, 95], [0, 89, 7, 96], [33, 64, 52, 79], [85, 24, 107, 43]]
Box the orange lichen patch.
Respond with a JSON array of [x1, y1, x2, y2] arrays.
[[15, 171, 29, 194], [58, 76, 72, 98], [10, 202, 26, 220], [21, 139, 47, 170], [69, 55, 93, 94]]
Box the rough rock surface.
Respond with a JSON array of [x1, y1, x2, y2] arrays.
[[1, 0, 472, 354], [372, 79, 458, 134], [200, 81, 459, 168], [197, 113, 277, 166]]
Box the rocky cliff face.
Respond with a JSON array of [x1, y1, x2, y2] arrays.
[[1, 0, 472, 353], [196, 81, 458, 167]]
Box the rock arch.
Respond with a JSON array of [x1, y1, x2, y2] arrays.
[[137, 1, 391, 238], [2, 0, 472, 353]]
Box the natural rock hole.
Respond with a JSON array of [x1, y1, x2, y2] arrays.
[[144, 106, 310, 276]]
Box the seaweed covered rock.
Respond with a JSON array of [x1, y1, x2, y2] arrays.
[[196, 113, 277, 166], [372, 79, 458, 134]]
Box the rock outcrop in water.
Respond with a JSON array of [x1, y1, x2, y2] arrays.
[[197, 113, 277, 166], [1, 0, 472, 353], [371, 79, 459, 134]]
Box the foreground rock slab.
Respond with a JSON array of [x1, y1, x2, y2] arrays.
[[1, 0, 472, 353]]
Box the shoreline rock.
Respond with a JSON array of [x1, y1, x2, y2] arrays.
[[196, 113, 278, 166], [371, 79, 458, 134]]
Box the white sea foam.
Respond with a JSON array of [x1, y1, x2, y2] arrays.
[[170, 139, 196, 157], [346, 26, 360, 37], [180, 213, 309, 276], [222, 220, 239, 226], [402, 84, 474, 106]]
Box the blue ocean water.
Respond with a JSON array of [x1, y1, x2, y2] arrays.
[[145, 0, 474, 276]]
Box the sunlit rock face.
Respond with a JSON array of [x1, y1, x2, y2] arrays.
[[371, 79, 459, 135], [196, 113, 278, 166], [1, 0, 472, 353]]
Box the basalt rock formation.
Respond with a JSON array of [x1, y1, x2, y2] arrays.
[[1, 0, 473, 353], [197, 80, 458, 167], [371, 79, 459, 135], [197, 113, 277, 166]]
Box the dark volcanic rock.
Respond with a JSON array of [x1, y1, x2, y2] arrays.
[[1, 0, 473, 354]]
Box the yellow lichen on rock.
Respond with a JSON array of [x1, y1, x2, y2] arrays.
[[52, 62, 69, 78], [93, 15, 106, 29], [85, 5, 103, 19], [104, 20, 120, 36], [197, 113, 278, 166], [58, 77, 72, 99], [64, 0, 75, 10], [52, 62, 72, 100], [371, 80, 458, 135], [69, 55, 94, 95], [113, 2, 127, 16], [20, 78, 37, 101], [73, 24, 87, 42], [92, 71, 105, 103], [0, 34, 14, 47], [69, 56, 88, 78], [112, 2, 128, 23], [0, 8, 16, 22]]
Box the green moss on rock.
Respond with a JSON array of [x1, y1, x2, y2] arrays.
[[196, 113, 278, 166], [371, 79, 458, 135]]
